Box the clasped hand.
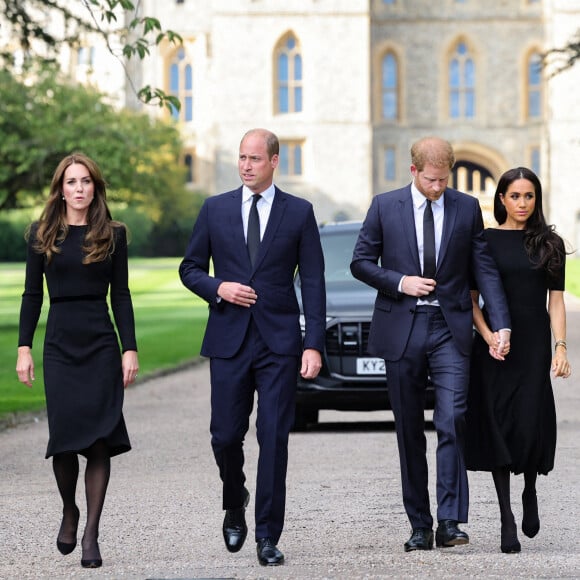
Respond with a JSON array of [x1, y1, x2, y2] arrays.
[[487, 329, 511, 361], [218, 282, 257, 307], [401, 275, 436, 298]]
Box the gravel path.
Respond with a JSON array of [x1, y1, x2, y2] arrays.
[[1, 299, 580, 579]]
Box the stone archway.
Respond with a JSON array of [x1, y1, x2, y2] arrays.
[[450, 161, 496, 225], [450, 142, 508, 227]]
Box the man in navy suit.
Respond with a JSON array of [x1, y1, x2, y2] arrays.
[[179, 128, 325, 566], [351, 137, 511, 552]]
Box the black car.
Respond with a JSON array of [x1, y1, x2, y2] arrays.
[[294, 221, 433, 430]]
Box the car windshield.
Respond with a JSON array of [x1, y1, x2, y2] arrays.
[[320, 229, 359, 284]]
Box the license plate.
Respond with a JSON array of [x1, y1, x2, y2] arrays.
[[356, 357, 385, 375]]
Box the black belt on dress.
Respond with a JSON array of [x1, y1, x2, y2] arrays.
[[50, 295, 106, 304]]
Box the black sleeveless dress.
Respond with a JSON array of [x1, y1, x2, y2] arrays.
[[18, 224, 136, 458], [465, 229, 564, 475]]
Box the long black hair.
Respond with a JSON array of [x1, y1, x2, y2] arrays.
[[493, 167, 565, 280]]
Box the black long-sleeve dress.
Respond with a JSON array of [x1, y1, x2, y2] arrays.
[[18, 224, 136, 458], [465, 228, 564, 475]]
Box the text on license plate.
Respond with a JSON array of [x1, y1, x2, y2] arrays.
[[356, 357, 385, 375]]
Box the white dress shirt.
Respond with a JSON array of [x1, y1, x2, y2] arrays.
[[411, 184, 444, 274], [398, 184, 444, 305], [242, 184, 275, 241]]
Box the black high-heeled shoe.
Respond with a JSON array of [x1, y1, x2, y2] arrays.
[[81, 541, 102, 568], [500, 516, 521, 554], [501, 539, 521, 554], [522, 489, 540, 538], [56, 506, 80, 555], [81, 557, 102, 569], [57, 540, 77, 555]]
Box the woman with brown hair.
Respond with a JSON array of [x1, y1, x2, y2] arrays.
[[16, 152, 139, 569]]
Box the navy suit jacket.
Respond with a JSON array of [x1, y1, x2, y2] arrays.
[[179, 186, 326, 359], [351, 185, 510, 361]]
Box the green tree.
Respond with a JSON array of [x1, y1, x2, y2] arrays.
[[0, 0, 181, 110], [0, 66, 195, 224]]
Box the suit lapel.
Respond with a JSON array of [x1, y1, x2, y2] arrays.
[[398, 188, 422, 274], [228, 188, 248, 258], [438, 190, 458, 271], [252, 187, 287, 271]]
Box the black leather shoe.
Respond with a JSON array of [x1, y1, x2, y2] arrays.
[[256, 537, 284, 566], [222, 487, 250, 553], [435, 520, 469, 547], [404, 528, 434, 552]]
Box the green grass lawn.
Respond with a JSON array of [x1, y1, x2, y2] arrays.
[[0, 258, 208, 417], [2, 256, 580, 421], [565, 256, 580, 297]]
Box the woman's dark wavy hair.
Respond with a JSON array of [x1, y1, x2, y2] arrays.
[[28, 152, 122, 264], [493, 166, 565, 280]]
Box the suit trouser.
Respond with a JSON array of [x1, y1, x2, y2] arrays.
[[209, 319, 299, 544], [385, 306, 470, 529]]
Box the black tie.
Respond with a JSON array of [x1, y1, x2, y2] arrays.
[[247, 194, 261, 266], [423, 199, 436, 279]]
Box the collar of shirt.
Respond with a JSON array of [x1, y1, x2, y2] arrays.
[[242, 184, 276, 206], [242, 184, 275, 239], [410, 182, 444, 211]]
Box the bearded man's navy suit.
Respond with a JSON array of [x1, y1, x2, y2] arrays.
[[351, 184, 510, 530], [179, 185, 325, 544]]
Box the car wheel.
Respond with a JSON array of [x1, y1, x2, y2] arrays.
[[292, 406, 319, 432]]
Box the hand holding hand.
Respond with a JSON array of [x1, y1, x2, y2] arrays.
[[488, 329, 511, 361]]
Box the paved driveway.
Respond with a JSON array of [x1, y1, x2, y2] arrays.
[[1, 298, 580, 579]]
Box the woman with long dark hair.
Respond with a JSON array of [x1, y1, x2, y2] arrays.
[[16, 152, 138, 569], [466, 167, 571, 553]]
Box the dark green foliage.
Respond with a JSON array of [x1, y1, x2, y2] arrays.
[[0, 66, 207, 257]]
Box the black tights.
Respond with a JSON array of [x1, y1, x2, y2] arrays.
[[492, 468, 516, 546], [522, 470, 539, 537], [52, 439, 111, 560], [492, 467, 540, 545]]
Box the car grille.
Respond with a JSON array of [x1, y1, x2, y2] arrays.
[[326, 321, 371, 356]]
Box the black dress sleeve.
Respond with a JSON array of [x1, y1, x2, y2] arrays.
[[109, 225, 138, 352], [548, 236, 566, 291], [18, 225, 45, 348]]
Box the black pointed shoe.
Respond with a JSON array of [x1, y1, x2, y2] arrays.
[[222, 487, 250, 553], [80, 541, 102, 568], [56, 506, 80, 555], [404, 528, 434, 552], [500, 516, 521, 554], [256, 537, 284, 566], [435, 520, 469, 547], [522, 489, 540, 538]]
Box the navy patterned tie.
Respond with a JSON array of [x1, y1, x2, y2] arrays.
[[247, 194, 261, 266]]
